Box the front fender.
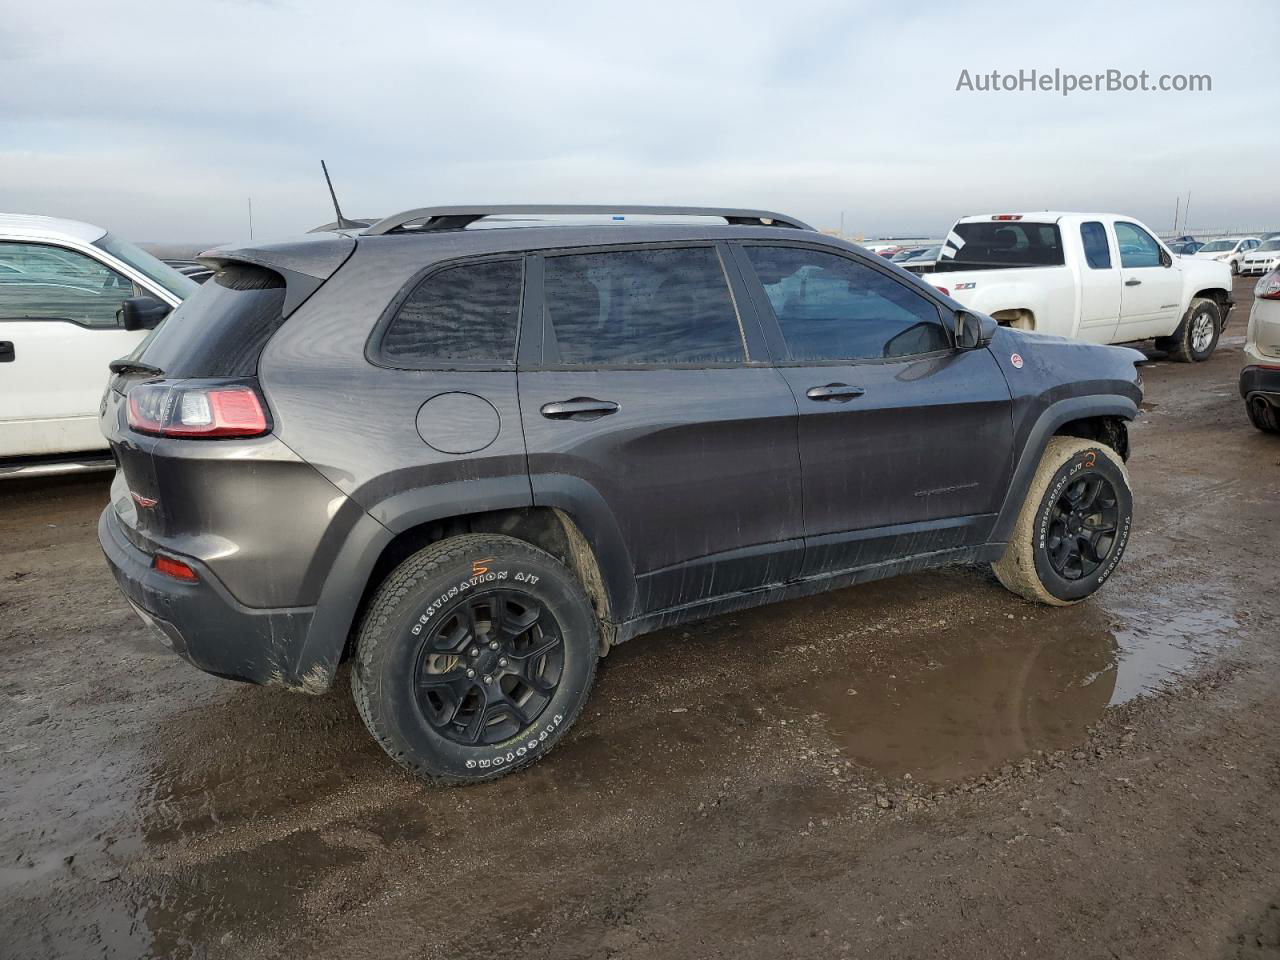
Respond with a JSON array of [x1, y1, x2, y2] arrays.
[[990, 393, 1139, 544]]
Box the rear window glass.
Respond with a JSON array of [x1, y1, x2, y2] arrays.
[[942, 221, 1065, 271], [543, 246, 744, 364], [380, 259, 523, 365], [137, 264, 286, 378]]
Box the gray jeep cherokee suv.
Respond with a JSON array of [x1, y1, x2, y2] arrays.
[[99, 205, 1143, 783]]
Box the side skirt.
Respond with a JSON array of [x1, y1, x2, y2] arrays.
[[614, 542, 1007, 645]]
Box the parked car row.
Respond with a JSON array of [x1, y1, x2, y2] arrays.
[[1192, 236, 1263, 275]]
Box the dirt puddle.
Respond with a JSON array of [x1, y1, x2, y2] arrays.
[[785, 585, 1239, 782]]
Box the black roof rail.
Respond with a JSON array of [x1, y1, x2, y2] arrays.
[[363, 205, 815, 236]]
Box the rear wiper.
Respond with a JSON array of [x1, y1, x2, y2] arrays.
[[108, 358, 164, 376]]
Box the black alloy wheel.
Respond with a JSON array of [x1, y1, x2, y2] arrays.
[[414, 590, 564, 746], [1044, 474, 1120, 581]]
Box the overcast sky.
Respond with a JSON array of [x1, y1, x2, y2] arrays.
[[0, 0, 1272, 243]]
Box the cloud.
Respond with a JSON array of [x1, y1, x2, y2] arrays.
[[0, 0, 1271, 241]]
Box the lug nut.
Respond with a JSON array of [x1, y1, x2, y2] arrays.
[[483, 674, 493, 684], [488, 641, 499, 650], [498, 657, 508, 667], [466, 669, 476, 679], [470, 647, 479, 657]]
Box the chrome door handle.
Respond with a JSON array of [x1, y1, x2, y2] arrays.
[[805, 383, 865, 402], [540, 398, 620, 421]]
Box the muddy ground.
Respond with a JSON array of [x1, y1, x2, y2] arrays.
[[2, 275, 1278, 959]]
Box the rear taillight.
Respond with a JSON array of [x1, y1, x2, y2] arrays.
[[127, 381, 270, 438], [934, 286, 951, 297], [1256, 269, 1280, 301]]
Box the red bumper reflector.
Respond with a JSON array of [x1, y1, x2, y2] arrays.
[[153, 553, 199, 582]]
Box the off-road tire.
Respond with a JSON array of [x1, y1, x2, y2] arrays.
[[351, 534, 599, 785], [1164, 297, 1221, 363], [1246, 396, 1280, 434], [993, 437, 1133, 606]]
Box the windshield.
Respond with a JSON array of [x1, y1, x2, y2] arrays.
[[941, 221, 1064, 271], [1257, 239, 1280, 252], [1199, 240, 1237, 253], [93, 232, 198, 301]]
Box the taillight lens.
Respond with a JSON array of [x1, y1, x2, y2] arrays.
[[1256, 269, 1280, 301], [127, 381, 270, 438], [934, 286, 951, 297]]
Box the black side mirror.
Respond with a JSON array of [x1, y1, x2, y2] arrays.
[[954, 309, 996, 350], [118, 296, 171, 331]]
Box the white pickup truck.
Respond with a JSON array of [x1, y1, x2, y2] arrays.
[[0, 214, 198, 476], [925, 212, 1234, 361]]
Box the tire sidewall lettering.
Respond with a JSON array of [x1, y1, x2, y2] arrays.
[[409, 568, 541, 635]]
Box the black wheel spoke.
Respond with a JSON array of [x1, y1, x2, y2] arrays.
[[499, 694, 531, 727], [511, 632, 561, 662]]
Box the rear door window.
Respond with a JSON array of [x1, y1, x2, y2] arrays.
[[942, 221, 1065, 271], [0, 242, 139, 327], [379, 258, 523, 366], [1080, 222, 1112, 269], [542, 246, 744, 364]]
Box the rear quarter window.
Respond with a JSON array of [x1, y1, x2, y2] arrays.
[[376, 258, 523, 367], [137, 264, 286, 378]]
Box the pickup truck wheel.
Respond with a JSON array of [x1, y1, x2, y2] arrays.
[[993, 437, 1133, 606], [1165, 297, 1221, 363], [1246, 397, 1280, 434], [351, 534, 599, 784]]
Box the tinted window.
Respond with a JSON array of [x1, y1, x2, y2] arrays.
[[544, 247, 743, 364], [137, 264, 286, 377], [0, 241, 139, 327], [382, 259, 522, 364], [943, 222, 1065, 271], [1080, 222, 1112, 269], [744, 246, 950, 361], [1114, 222, 1163, 268]]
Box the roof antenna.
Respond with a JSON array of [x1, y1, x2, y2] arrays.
[[320, 160, 356, 230]]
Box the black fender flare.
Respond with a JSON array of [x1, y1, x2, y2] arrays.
[[990, 394, 1138, 544], [290, 474, 639, 688], [529, 473, 639, 624], [290, 475, 534, 690]]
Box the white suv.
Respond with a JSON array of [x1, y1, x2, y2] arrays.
[[0, 214, 197, 475]]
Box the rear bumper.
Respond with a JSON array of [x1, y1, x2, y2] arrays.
[[99, 506, 323, 690], [1240, 365, 1280, 404]]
